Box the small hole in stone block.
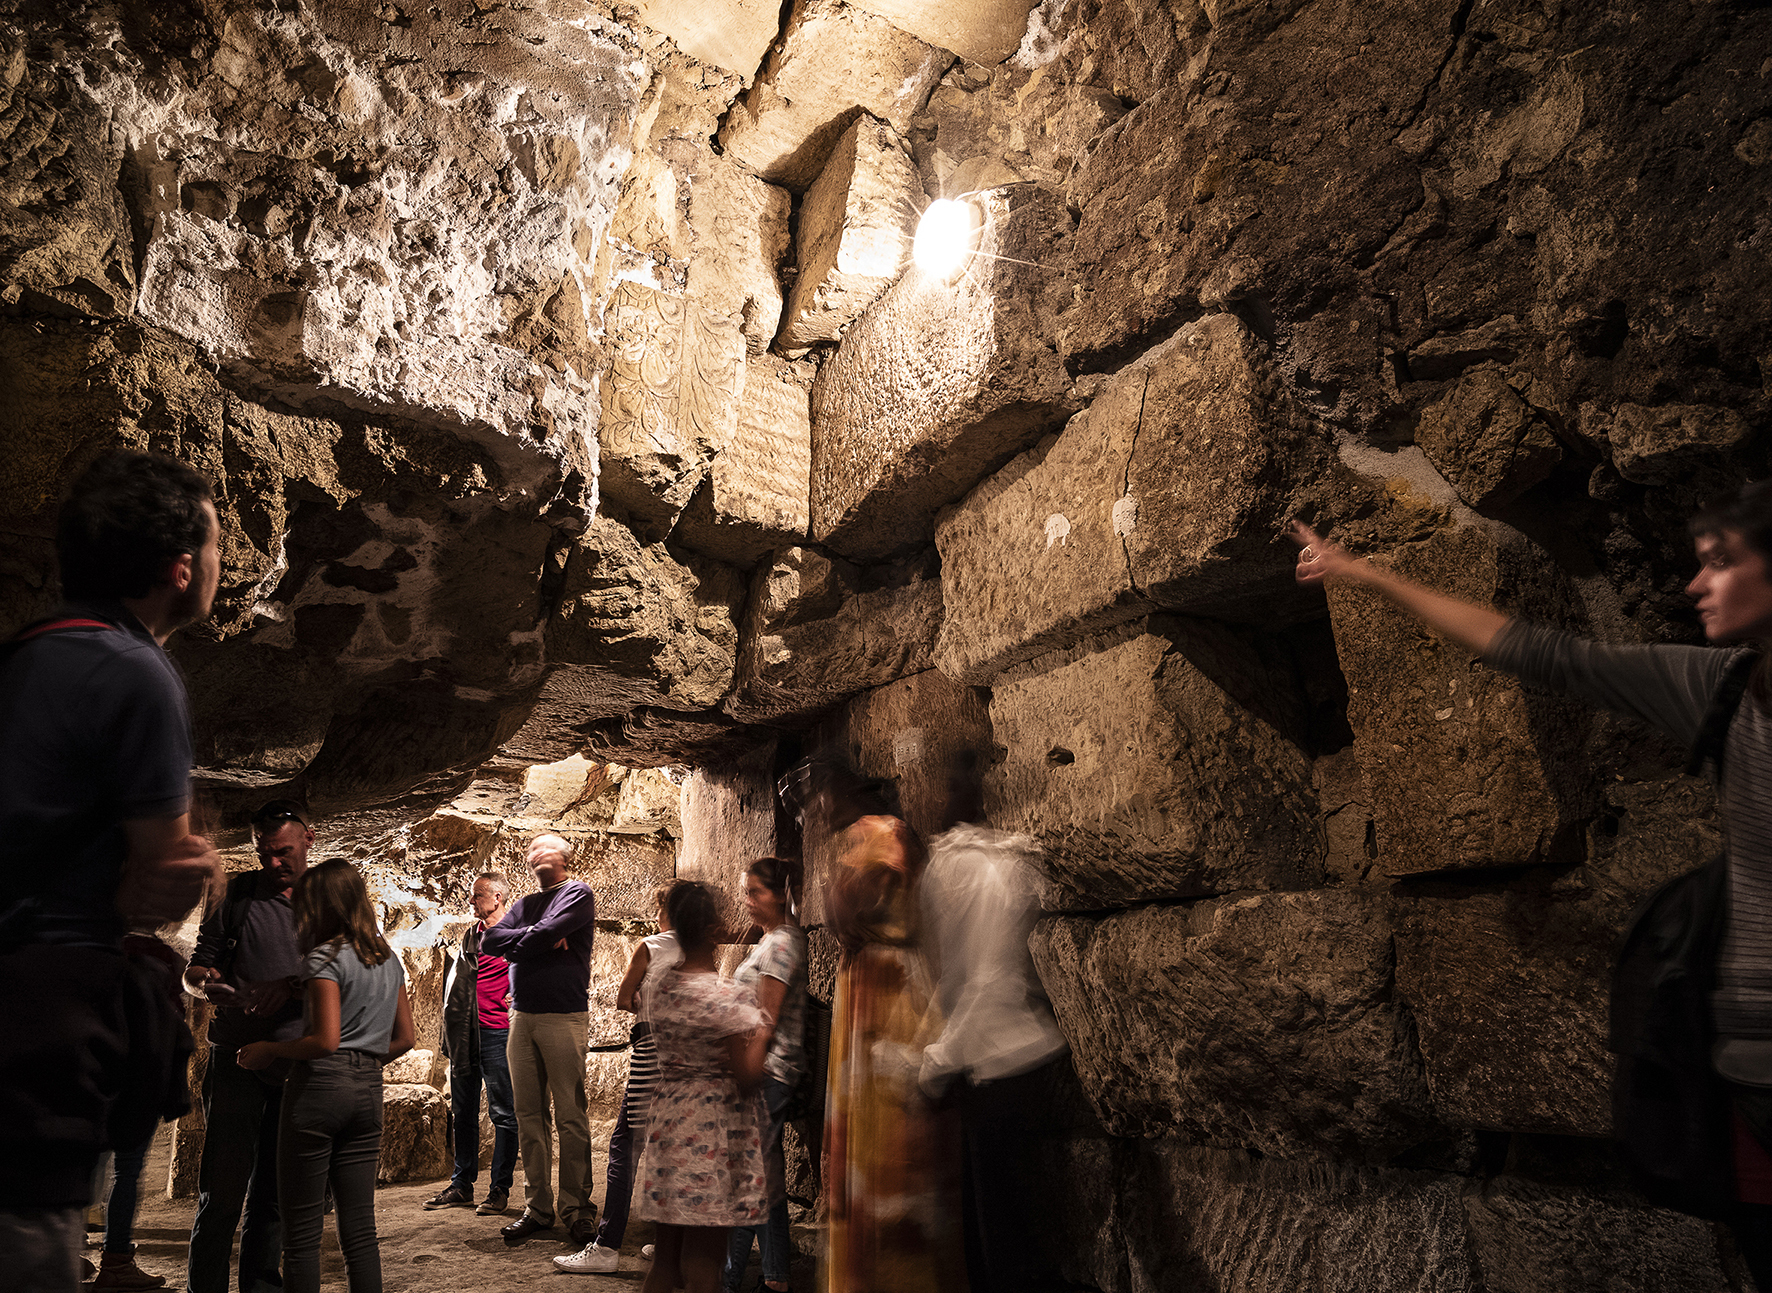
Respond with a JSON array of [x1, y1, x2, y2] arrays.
[[1046, 747, 1075, 766]]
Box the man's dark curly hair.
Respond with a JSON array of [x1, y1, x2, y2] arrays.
[[1690, 480, 1772, 562], [56, 450, 213, 600]]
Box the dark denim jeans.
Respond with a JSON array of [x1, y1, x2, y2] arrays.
[[187, 1049, 283, 1293], [449, 1025, 517, 1195], [594, 1027, 653, 1252], [279, 1051, 385, 1293], [103, 1136, 153, 1254], [723, 1075, 794, 1291]]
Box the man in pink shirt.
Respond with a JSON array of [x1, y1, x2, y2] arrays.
[[425, 873, 519, 1215]]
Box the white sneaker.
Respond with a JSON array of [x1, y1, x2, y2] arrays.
[[554, 1244, 621, 1274], [641, 1244, 656, 1260]]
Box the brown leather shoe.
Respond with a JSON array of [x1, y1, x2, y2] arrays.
[[568, 1216, 599, 1248], [501, 1213, 553, 1245]]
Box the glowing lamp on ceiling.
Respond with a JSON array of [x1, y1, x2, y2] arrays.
[[912, 197, 982, 282]]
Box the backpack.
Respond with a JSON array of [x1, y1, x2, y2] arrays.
[[1608, 651, 1758, 1219], [783, 988, 833, 1126], [212, 871, 261, 982]]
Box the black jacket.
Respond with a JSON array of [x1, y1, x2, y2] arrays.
[[440, 922, 486, 1067]]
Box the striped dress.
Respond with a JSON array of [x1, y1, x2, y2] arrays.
[[1488, 623, 1772, 1066]]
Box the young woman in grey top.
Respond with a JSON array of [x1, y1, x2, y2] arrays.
[[1291, 482, 1772, 1282], [240, 860, 414, 1293]]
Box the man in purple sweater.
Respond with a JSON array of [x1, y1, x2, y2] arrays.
[[481, 833, 598, 1247]]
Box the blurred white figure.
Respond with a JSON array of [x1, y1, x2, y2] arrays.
[[918, 824, 1072, 1293]]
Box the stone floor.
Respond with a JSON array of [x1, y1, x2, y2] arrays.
[[97, 1119, 811, 1292]]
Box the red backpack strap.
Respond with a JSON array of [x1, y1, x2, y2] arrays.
[[14, 618, 117, 641]]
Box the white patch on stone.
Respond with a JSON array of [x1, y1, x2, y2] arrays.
[[1044, 512, 1071, 548], [1012, 0, 1067, 69], [1111, 493, 1139, 536], [893, 728, 926, 767]]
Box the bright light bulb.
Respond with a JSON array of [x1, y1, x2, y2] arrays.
[[912, 198, 981, 280]]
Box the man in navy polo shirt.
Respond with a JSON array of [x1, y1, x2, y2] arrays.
[[0, 450, 223, 1293], [482, 833, 598, 1249], [181, 799, 314, 1293]]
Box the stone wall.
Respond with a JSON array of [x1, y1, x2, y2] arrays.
[[5, 0, 1771, 1285]]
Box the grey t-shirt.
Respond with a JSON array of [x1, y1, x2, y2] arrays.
[[1488, 621, 1772, 1081], [304, 940, 405, 1057]]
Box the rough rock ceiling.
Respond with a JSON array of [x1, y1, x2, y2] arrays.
[[0, 0, 1044, 857]]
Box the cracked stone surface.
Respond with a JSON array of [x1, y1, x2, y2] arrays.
[[986, 619, 1324, 911], [809, 184, 1077, 561]]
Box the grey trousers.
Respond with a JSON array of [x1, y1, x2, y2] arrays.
[[0, 1205, 83, 1293], [278, 1052, 385, 1293], [507, 1010, 594, 1228]]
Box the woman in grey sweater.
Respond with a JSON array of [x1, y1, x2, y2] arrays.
[[1291, 482, 1772, 1280]]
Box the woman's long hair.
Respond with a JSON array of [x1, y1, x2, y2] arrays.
[[664, 879, 722, 955], [745, 855, 805, 923], [292, 860, 393, 967]]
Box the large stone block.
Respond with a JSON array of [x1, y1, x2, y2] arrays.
[[847, 0, 1039, 67], [1120, 1141, 1474, 1293], [538, 515, 745, 723], [718, 0, 952, 191], [911, 57, 1129, 198], [599, 283, 747, 536], [686, 156, 793, 355], [810, 185, 1077, 561], [611, 767, 685, 838], [1032, 895, 1436, 1159], [1395, 884, 1617, 1137], [1416, 369, 1562, 510], [1326, 523, 1595, 874], [725, 548, 943, 726], [985, 620, 1323, 911], [670, 354, 814, 568], [1056, 6, 1449, 383], [777, 116, 918, 354], [1394, 773, 1721, 1136], [1463, 1175, 1730, 1293], [1604, 401, 1757, 487], [627, 0, 782, 81], [935, 313, 1354, 684], [379, 1083, 451, 1183], [679, 740, 782, 935]]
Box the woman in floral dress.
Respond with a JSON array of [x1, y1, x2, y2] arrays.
[[637, 880, 771, 1293]]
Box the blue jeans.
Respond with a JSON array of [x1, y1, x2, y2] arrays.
[[187, 1050, 283, 1293], [723, 1075, 794, 1291], [279, 1052, 384, 1293], [449, 1025, 517, 1194], [103, 1137, 153, 1254]]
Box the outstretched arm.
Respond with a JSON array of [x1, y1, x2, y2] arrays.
[[1289, 520, 1510, 655]]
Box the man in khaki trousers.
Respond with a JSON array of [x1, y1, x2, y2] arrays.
[[480, 833, 598, 1247]]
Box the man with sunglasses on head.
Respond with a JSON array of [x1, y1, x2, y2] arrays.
[[181, 799, 315, 1293]]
